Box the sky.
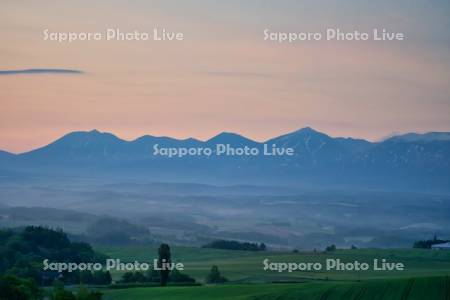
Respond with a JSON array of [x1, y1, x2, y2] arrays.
[[1, 0, 450, 153]]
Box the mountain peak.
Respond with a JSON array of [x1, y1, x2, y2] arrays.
[[264, 127, 334, 150], [210, 131, 242, 139], [207, 132, 256, 145], [275, 127, 329, 139], [61, 129, 121, 140], [293, 127, 321, 134], [21, 130, 125, 155]]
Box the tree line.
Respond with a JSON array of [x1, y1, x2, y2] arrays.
[[413, 235, 449, 249], [202, 239, 267, 251]]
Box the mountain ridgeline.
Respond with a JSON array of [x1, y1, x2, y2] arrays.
[[1, 128, 449, 191]]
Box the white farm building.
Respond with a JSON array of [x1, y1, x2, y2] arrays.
[[431, 242, 450, 250]]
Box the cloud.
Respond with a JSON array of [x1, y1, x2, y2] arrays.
[[0, 68, 84, 75], [204, 71, 272, 78]]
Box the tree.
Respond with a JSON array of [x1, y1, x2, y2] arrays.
[[92, 270, 111, 285], [169, 269, 196, 283], [75, 286, 102, 300], [259, 243, 267, 251], [119, 271, 149, 284], [103, 271, 112, 285], [202, 240, 266, 251], [79, 271, 93, 284], [325, 244, 336, 252], [0, 275, 42, 300], [132, 272, 147, 283], [0, 226, 106, 286], [205, 266, 228, 284], [120, 272, 134, 283], [413, 237, 448, 249], [51, 281, 75, 300], [145, 269, 160, 283], [158, 244, 171, 286]]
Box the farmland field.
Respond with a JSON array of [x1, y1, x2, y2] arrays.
[[103, 277, 450, 300], [97, 246, 450, 299], [97, 246, 450, 282]]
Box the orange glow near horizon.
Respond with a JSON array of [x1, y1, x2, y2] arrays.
[[1, 1, 449, 153]]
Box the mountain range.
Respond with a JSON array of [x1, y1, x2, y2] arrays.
[[0, 128, 449, 191]]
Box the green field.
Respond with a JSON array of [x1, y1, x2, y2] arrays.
[[97, 246, 450, 282], [103, 277, 450, 300], [95, 246, 450, 299]]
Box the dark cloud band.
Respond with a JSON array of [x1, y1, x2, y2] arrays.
[[0, 68, 83, 75]]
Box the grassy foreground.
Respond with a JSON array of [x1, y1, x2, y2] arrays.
[[103, 276, 450, 300]]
